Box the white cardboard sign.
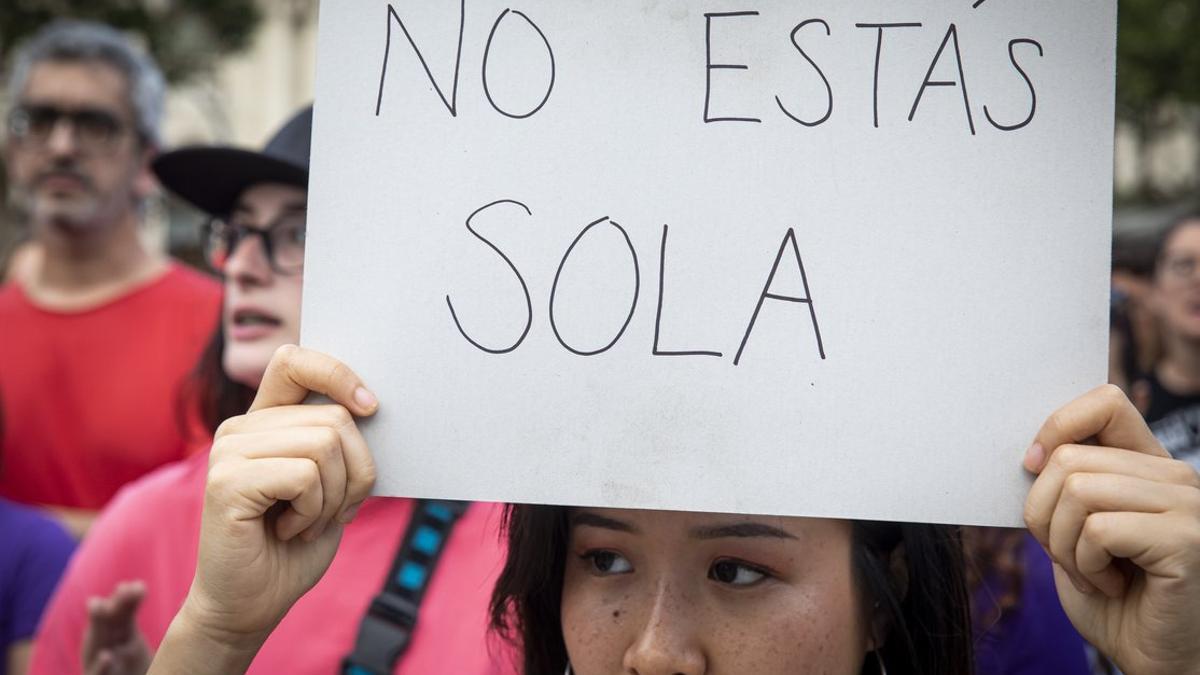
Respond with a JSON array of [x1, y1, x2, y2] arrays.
[[304, 0, 1115, 527]]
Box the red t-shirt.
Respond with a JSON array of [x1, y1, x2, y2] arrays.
[[30, 452, 518, 674], [0, 263, 220, 509]]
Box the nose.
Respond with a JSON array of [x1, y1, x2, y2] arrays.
[[223, 232, 273, 286], [622, 581, 706, 675], [45, 117, 79, 157]]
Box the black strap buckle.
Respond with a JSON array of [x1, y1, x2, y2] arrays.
[[342, 500, 468, 674], [369, 591, 419, 628], [342, 610, 413, 675]]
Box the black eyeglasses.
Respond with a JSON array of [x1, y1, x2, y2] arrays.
[[204, 212, 307, 275], [6, 104, 130, 153], [1158, 253, 1200, 282]]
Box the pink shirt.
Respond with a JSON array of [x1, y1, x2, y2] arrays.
[[31, 451, 517, 674]]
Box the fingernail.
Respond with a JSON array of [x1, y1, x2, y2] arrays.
[[354, 387, 378, 411], [338, 502, 363, 524], [1023, 442, 1045, 472]]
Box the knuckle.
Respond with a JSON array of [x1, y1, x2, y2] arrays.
[[205, 459, 239, 496], [1062, 472, 1092, 500], [303, 459, 322, 486], [208, 435, 237, 465], [274, 343, 301, 364], [1049, 444, 1085, 473], [327, 405, 354, 429], [1046, 408, 1075, 432], [1023, 502, 1045, 533], [354, 463, 379, 497], [327, 360, 352, 388], [213, 415, 243, 441], [316, 426, 341, 452], [1081, 512, 1111, 542], [277, 345, 302, 376], [362, 462, 378, 487], [1176, 479, 1200, 512], [1097, 383, 1125, 407], [1169, 459, 1200, 489]]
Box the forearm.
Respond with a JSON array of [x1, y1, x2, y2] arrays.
[[147, 601, 266, 675]]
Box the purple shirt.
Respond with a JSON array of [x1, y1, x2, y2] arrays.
[[0, 499, 75, 674], [973, 532, 1090, 675]]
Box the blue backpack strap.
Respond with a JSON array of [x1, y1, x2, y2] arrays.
[[342, 499, 469, 675]]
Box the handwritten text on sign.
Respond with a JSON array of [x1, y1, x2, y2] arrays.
[[303, 1, 1115, 526]]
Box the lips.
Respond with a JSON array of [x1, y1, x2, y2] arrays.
[[228, 307, 284, 341], [35, 170, 90, 194]]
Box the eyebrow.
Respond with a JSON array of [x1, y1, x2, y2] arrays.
[[570, 512, 797, 541], [571, 511, 638, 534], [688, 522, 797, 540]]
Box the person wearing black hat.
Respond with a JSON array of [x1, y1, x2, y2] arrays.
[[30, 107, 513, 675], [154, 105, 312, 411]]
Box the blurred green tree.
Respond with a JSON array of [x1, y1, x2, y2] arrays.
[[1117, 0, 1200, 200], [0, 0, 263, 84], [1118, 0, 1200, 118]]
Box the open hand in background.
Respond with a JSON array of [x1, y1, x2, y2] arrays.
[[82, 581, 151, 675]]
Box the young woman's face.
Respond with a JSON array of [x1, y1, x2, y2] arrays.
[[1154, 221, 1200, 342], [561, 508, 870, 675], [221, 182, 307, 388]]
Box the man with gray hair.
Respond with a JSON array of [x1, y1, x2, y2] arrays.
[[0, 21, 221, 537]]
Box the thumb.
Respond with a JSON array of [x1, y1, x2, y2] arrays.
[[249, 346, 378, 416]]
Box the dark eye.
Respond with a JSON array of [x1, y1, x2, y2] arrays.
[[21, 106, 59, 136], [582, 550, 633, 575], [709, 559, 768, 586], [220, 222, 250, 248], [73, 109, 121, 140], [1173, 258, 1197, 277], [278, 218, 306, 246]]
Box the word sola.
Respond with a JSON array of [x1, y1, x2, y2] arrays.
[[374, 2, 1044, 133], [444, 200, 825, 366]]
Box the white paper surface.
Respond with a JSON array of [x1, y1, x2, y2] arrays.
[[304, 0, 1115, 527]]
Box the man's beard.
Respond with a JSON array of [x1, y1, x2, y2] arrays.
[[16, 164, 123, 235]]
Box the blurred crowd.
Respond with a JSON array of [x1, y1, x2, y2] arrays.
[[0, 16, 1198, 675]]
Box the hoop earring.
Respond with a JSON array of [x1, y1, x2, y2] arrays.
[[874, 649, 888, 675], [564, 664, 573, 675]]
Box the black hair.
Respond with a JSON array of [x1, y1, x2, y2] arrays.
[[490, 505, 973, 675], [177, 319, 256, 439]]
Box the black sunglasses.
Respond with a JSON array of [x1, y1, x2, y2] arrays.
[[6, 103, 130, 151]]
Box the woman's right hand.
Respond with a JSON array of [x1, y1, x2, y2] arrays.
[[165, 345, 379, 661]]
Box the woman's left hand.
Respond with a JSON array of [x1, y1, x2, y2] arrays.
[[1024, 384, 1200, 675]]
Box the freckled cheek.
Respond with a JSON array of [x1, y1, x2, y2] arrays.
[[706, 581, 863, 675], [561, 572, 636, 673]]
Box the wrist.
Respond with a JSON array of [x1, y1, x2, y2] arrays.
[[182, 593, 274, 651], [149, 596, 270, 675]]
